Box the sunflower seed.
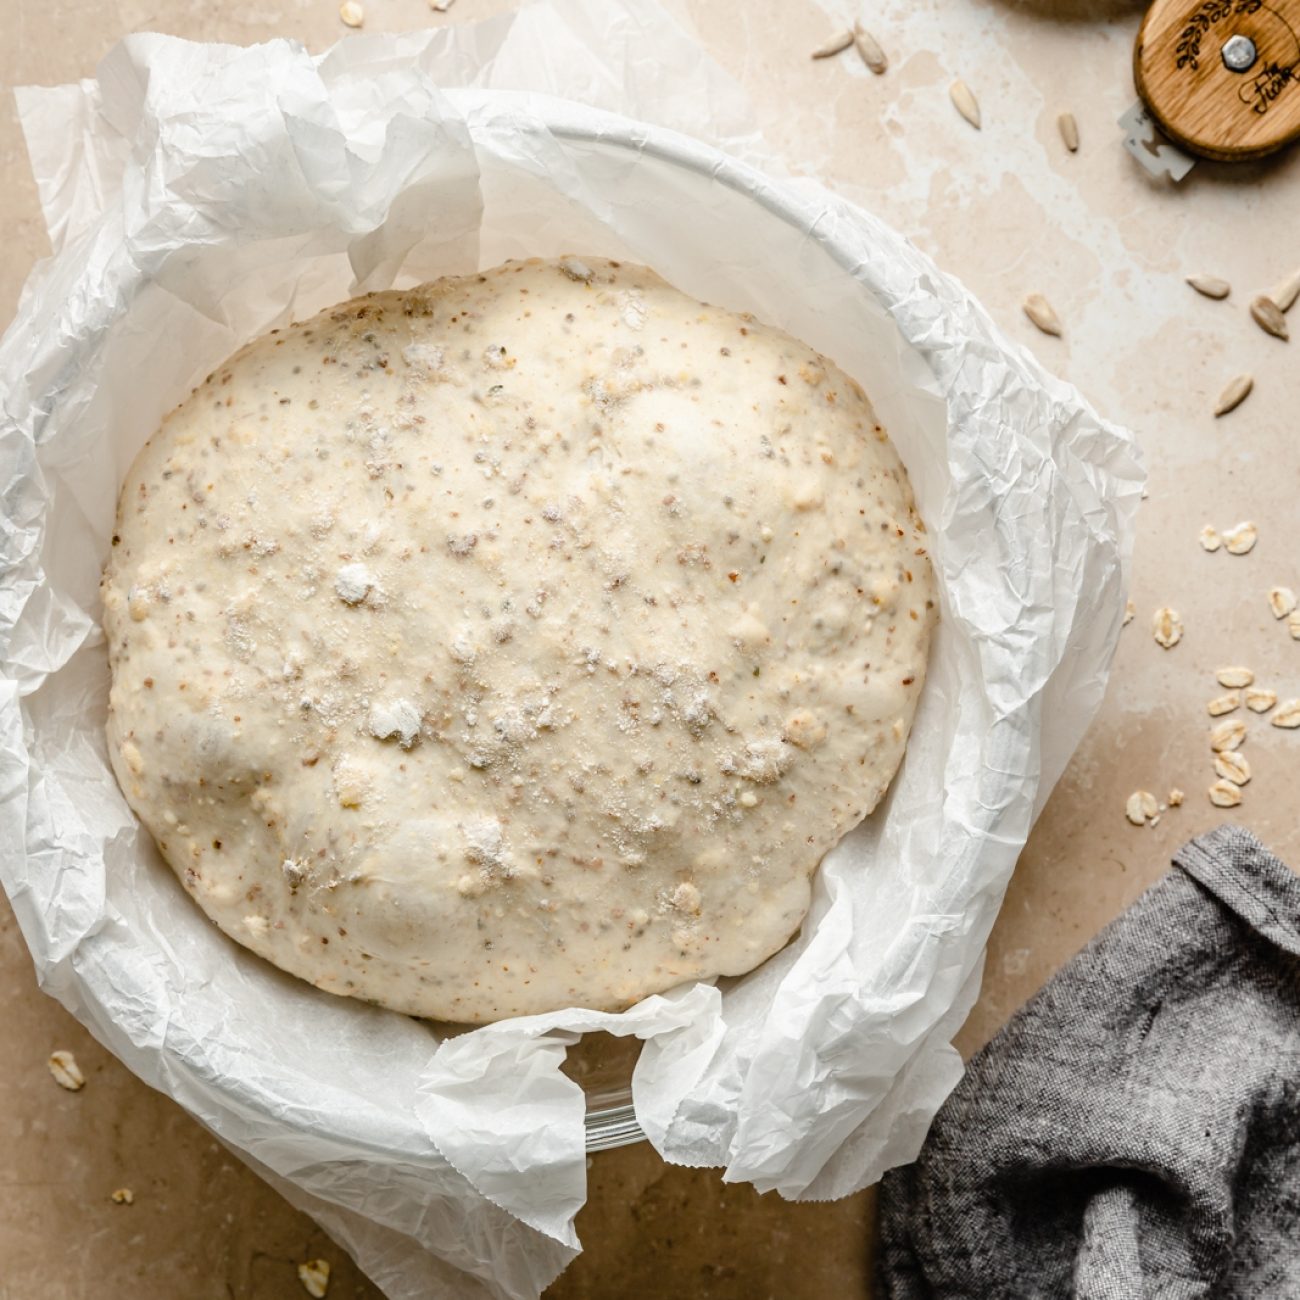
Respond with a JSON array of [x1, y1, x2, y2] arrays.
[[1186, 274, 1230, 300], [1216, 666, 1253, 688], [111, 1188, 135, 1205], [1207, 692, 1240, 716], [853, 24, 888, 74], [47, 1050, 85, 1091], [1290, 611, 1300, 641], [339, 1, 364, 27], [1271, 267, 1300, 312], [1199, 524, 1222, 552], [1168, 788, 1185, 807], [1274, 699, 1300, 729], [1024, 293, 1063, 337], [1210, 718, 1246, 751], [1214, 750, 1251, 785], [298, 1260, 331, 1298], [1208, 779, 1243, 808], [1251, 295, 1289, 340], [1245, 688, 1276, 713], [811, 30, 853, 58], [1122, 599, 1135, 626], [950, 79, 982, 129], [1214, 374, 1253, 417], [1152, 606, 1183, 649], [1223, 521, 1257, 555], [1125, 790, 1158, 826], [1057, 112, 1079, 152], [1269, 586, 1297, 618]]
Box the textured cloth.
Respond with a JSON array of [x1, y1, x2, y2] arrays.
[[876, 825, 1300, 1300]]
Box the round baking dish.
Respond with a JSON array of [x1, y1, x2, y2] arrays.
[[29, 89, 988, 1171]]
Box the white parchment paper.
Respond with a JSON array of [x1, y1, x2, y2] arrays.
[[0, 2, 1143, 1296]]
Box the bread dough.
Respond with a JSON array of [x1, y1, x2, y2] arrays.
[[103, 257, 936, 1024]]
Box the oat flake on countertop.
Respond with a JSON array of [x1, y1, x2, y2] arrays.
[[1223, 522, 1258, 555], [1214, 751, 1250, 786], [1269, 586, 1297, 618], [47, 1050, 84, 1091], [111, 1188, 135, 1205], [1125, 790, 1158, 826], [1215, 667, 1253, 688], [1245, 688, 1277, 713], [1272, 700, 1300, 729], [1208, 780, 1242, 808], [1152, 606, 1182, 649], [1210, 718, 1247, 752], [1206, 692, 1240, 717], [1167, 788, 1185, 807], [298, 1260, 331, 1298], [100, 258, 936, 1024], [1199, 524, 1221, 552]]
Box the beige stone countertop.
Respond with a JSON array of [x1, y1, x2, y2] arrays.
[[3, 0, 1298, 1296]]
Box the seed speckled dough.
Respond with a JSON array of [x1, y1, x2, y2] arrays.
[[102, 258, 936, 1024]]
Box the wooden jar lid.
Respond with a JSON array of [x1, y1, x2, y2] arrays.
[[1135, 0, 1300, 161]]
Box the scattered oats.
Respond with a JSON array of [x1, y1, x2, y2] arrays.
[[1123, 599, 1135, 626], [950, 78, 982, 129], [1208, 779, 1242, 808], [111, 1188, 135, 1206], [1168, 788, 1185, 807], [1125, 790, 1159, 826], [1214, 750, 1251, 786], [1290, 611, 1300, 641], [1209, 718, 1247, 751], [339, 1, 364, 27], [47, 1051, 85, 1091], [1057, 111, 1079, 152], [1270, 267, 1300, 313], [1206, 692, 1240, 717], [1250, 295, 1289, 341], [1223, 522, 1257, 555], [298, 1260, 331, 1298], [1023, 293, 1063, 337], [811, 30, 854, 58], [1271, 699, 1300, 729], [1214, 373, 1253, 416], [1152, 606, 1183, 649], [1199, 524, 1221, 552], [853, 24, 888, 73], [1269, 586, 1297, 618], [1245, 687, 1277, 713], [1186, 274, 1230, 300], [1216, 667, 1253, 688]]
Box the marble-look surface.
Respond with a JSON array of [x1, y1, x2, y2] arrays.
[[3, 0, 1297, 1295]]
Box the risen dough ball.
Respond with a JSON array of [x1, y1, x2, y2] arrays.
[[103, 257, 936, 1023]]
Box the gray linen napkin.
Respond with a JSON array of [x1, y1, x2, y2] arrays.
[[876, 824, 1300, 1300]]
